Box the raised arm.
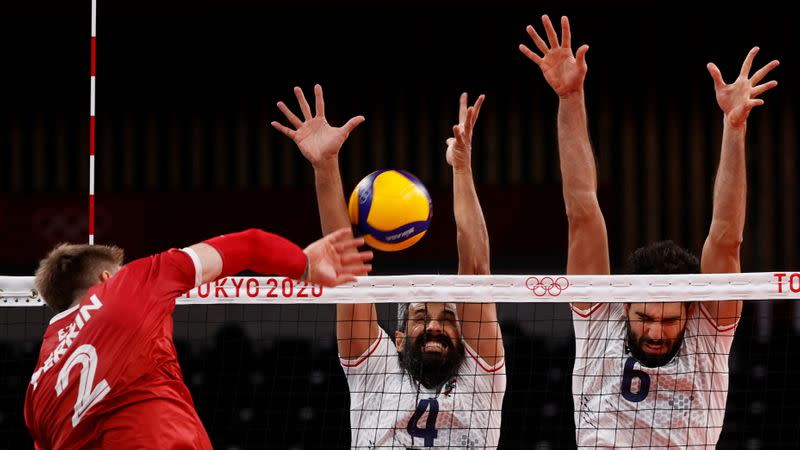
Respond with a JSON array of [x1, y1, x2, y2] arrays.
[[446, 93, 503, 365], [271, 84, 379, 359], [701, 47, 779, 327], [186, 228, 372, 287], [520, 15, 609, 312]]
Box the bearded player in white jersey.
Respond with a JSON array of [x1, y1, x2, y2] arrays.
[[520, 15, 779, 449], [272, 85, 505, 449]]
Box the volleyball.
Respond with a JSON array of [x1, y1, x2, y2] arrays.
[[348, 169, 432, 251]]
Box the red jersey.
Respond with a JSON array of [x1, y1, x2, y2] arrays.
[[24, 248, 212, 450]]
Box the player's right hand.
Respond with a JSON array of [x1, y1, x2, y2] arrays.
[[519, 15, 588, 98], [271, 84, 365, 168]]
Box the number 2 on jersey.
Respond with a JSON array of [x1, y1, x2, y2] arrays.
[[621, 356, 650, 402], [55, 344, 111, 427], [407, 398, 439, 448]]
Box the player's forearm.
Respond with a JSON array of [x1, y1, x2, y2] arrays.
[[558, 90, 609, 278], [708, 119, 747, 248], [204, 229, 307, 279], [453, 168, 490, 275], [557, 91, 600, 221], [313, 159, 353, 235]]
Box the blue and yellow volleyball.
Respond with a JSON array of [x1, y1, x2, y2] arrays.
[[348, 169, 432, 252]]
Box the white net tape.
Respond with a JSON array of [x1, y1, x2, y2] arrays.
[[2, 272, 800, 306]]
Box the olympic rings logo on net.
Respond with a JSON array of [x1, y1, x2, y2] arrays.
[[525, 276, 570, 297]]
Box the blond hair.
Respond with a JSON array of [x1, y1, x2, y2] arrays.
[[35, 244, 124, 313]]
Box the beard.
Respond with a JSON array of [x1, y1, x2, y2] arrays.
[[625, 325, 685, 368], [399, 332, 465, 390]]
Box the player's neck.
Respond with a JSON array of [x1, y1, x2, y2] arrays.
[[67, 289, 90, 310]]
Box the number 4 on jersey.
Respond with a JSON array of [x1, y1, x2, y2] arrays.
[[407, 398, 439, 448]]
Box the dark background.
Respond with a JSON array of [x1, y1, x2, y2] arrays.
[[1, 1, 800, 448]]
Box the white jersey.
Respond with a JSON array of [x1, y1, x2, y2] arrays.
[[571, 303, 737, 449], [341, 327, 505, 449]]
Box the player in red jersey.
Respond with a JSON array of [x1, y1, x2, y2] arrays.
[[24, 227, 372, 449]]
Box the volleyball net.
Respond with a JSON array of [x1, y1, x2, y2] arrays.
[[3, 272, 797, 306], [2, 273, 800, 448]]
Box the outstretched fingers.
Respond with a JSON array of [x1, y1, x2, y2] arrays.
[[740, 46, 760, 78], [519, 44, 543, 65], [576, 44, 589, 69], [347, 264, 373, 277], [525, 24, 549, 54], [341, 115, 366, 135], [332, 233, 365, 251], [750, 59, 780, 85], [560, 16, 571, 49], [294, 86, 313, 120], [328, 227, 356, 244], [542, 15, 559, 49], [459, 92, 468, 124], [340, 251, 374, 266], [752, 80, 778, 97], [471, 94, 485, 126], [330, 274, 358, 286], [314, 84, 325, 118], [277, 101, 303, 128], [270, 121, 296, 139], [706, 62, 726, 90]]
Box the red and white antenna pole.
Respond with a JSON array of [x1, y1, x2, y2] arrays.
[[89, 0, 96, 245]]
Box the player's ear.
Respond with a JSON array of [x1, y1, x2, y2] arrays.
[[395, 330, 405, 352], [99, 270, 112, 283]]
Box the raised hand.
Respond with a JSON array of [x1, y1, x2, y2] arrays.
[[446, 93, 485, 172], [302, 228, 373, 287], [707, 47, 779, 128], [271, 84, 365, 167], [519, 15, 588, 98]]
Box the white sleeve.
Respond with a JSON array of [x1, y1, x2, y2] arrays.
[[180, 247, 203, 288], [339, 327, 400, 393], [572, 303, 626, 371], [690, 303, 738, 356], [463, 340, 505, 374], [459, 341, 506, 429]]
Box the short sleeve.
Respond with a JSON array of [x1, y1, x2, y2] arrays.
[[340, 327, 402, 393], [461, 341, 506, 402], [462, 341, 505, 374], [103, 249, 198, 317], [572, 303, 626, 370], [688, 303, 738, 356]]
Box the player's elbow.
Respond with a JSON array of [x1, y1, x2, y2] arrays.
[[241, 228, 263, 237], [564, 192, 603, 224], [456, 236, 490, 275], [706, 221, 744, 251]]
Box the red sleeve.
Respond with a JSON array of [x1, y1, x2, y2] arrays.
[[104, 249, 196, 317], [204, 228, 307, 279]]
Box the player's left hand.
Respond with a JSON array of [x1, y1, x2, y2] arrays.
[[271, 84, 365, 168], [707, 47, 779, 128], [446, 93, 485, 172]]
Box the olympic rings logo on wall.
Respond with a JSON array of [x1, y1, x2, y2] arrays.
[[525, 276, 570, 297]]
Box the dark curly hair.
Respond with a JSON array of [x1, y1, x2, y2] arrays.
[[624, 240, 699, 275]]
